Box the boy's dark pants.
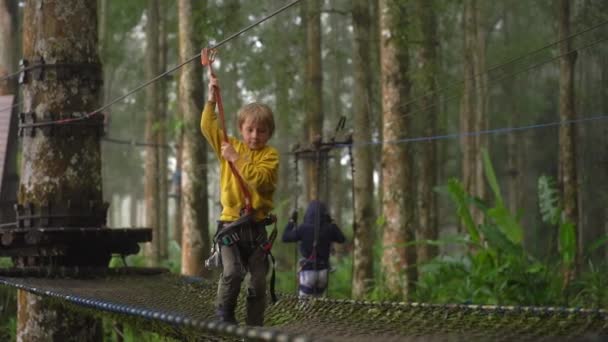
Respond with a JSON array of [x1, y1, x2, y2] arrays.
[[216, 223, 268, 326]]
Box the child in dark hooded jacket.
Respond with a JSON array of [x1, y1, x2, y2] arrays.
[[282, 200, 346, 297]]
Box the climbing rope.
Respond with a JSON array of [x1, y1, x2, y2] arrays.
[[4, 0, 304, 129]]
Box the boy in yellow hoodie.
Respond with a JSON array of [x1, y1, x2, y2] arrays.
[[201, 73, 279, 326]]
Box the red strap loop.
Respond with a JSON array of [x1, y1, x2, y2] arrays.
[[202, 48, 253, 214]]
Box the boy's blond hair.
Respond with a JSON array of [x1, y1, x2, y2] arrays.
[[237, 102, 275, 138]]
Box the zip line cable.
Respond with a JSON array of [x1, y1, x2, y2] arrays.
[[102, 22, 608, 149], [389, 34, 608, 126], [103, 34, 608, 154], [4, 0, 303, 129], [385, 19, 608, 120], [339, 113, 608, 149]]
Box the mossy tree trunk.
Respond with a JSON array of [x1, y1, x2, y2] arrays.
[[460, 0, 488, 226], [379, 0, 417, 300], [414, 0, 439, 265], [18, 0, 103, 340], [178, 0, 210, 277], [157, 0, 169, 259], [558, 0, 579, 278], [0, 0, 17, 94], [144, 0, 161, 266], [351, 0, 375, 299]]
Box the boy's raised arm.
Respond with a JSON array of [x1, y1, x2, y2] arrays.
[[200, 75, 224, 159]]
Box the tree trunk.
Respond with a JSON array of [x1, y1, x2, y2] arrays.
[[351, 0, 375, 299], [502, 4, 525, 247], [379, 0, 417, 300], [18, 0, 103, 340], [558, 0, 579, 276], [601, 53, 608, 263], [173, 143, 183, 246], [0, 0, 17, 94], [272, 2, 292, 225], [158, 0, 169, 259], [178, 0, 210, 277], [144, 0, 160, 266], [460, 0, 487, 226], [0, 0, 19, 225], [222, 0, 242, 131], [18, 291, 101, 342], [414, 0, 439, 265], [304, 0, 323, 202]]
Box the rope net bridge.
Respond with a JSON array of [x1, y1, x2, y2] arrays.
[[0, 270, 606, 341]]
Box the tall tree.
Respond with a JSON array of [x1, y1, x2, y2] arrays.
[[0, 0, 17, 94], [157, 0, 169, 259], [414, 0, 439, 264], [144, 0, 161, 266], [502, 2, 523, 230], [0, 0, 19, 225], [558, 0, 579, 277], [178, 0, 210, 277], [460, 0, 488, 225], [351, 0, 375, 299], [304, 0, 323, 202], [379, 0, 417, 299], [17, 0, 103, 340]]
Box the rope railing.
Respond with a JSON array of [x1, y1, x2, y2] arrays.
[[0, 271, 605, 341]]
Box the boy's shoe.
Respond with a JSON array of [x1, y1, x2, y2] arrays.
[[216, 307, 238, 324]]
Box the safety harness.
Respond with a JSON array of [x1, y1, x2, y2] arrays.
[[201, 48, 278, 302]]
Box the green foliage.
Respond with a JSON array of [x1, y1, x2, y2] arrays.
[[537, 175, 561, 225], [413, 153, 604, 307], [482, 149, 522, 244], [446, 179, 481, 244], [569, 262, 608, 309], [537, 175, 576, 267], [0, 316, 15, 342], [417, 172, 562, 305], [327, 256, 353, 299]]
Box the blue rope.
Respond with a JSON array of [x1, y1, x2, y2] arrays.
[[331, 114, 608, 149]]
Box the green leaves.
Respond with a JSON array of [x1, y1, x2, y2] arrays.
[[538, 175, 561, 225], [537, 175, 576, 267], [482, 149, 522, 244], [447, 178, 481, 244]]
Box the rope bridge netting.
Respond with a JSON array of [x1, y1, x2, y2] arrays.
[[0, 270, 606, 341]]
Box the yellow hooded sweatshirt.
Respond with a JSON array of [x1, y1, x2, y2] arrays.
[[200, 101, 278, 222]]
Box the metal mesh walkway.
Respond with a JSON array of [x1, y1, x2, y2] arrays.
[[0, 270, 606, 341]]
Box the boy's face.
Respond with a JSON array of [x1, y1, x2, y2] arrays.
[[239, 117, 270, 150]]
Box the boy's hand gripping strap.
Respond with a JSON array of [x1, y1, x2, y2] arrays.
[[202, 48, 253, 215]]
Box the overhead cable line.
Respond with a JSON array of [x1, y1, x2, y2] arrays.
[[389, 19, 608, 121], [11, 0, 304, 129], [103, 34, 608, 156], [102, 137, 172, 149], [389, 34, 608, 125], [341, 113, 608, 149]]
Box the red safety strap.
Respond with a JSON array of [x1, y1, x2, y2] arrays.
[[201, 48, 253, 215]]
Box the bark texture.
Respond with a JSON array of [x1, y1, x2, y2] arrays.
[[460, 0, 488, 226], [351, 0, 375, 298], [158, 1, 169, 258], [379, 0, 417, 299], [18, 0, 104, 340], [144, 0, 161, 266], [0, 0, 17, 94], [414, 0, 439, 264], [558, 0, 579, 276], [178, 0, 210, 276]]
